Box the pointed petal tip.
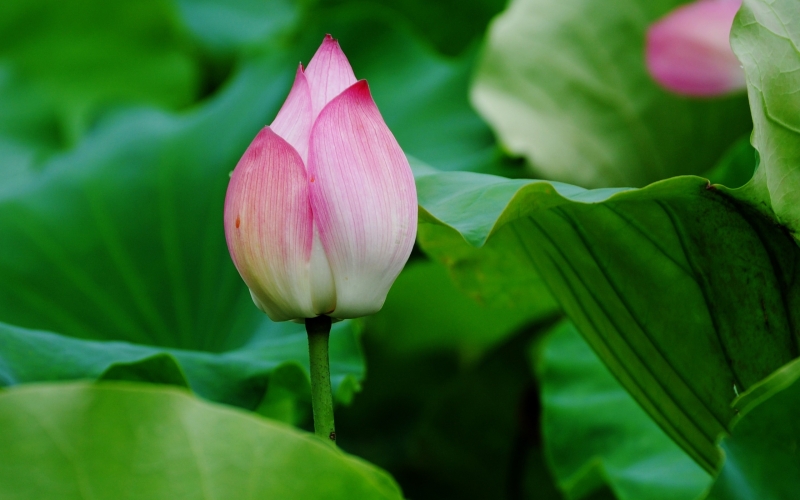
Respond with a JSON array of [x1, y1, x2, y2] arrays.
[[352, 79, 370, 93], [306, 34, 357, 117]]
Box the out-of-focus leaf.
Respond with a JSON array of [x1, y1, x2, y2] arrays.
[[0, 382, 403, 500], [729, 0, 800, 242], [0, 0, 201, 144], [416, 170, 800, 473], [318, 0, 507, 56], [177, 0, 299, 53], [367, 260, 557, 359], [472, 0, 751, 187], [704, 136, 756, 190], [338, 323, 563, 500], [0, 66, 62, 174], [537, 320, 710, 500], [99, 353, 190, 387], [0, 319, 362, 411], [705, 358, 800, 499], [0, 54, 291, 349]]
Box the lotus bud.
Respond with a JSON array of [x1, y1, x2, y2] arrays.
[[646, 0, 745, 96], [224, 35, 418, 322]]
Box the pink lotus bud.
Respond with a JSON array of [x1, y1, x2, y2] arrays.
[[224, 35, 418, 322], [646, 0, 745, 96]]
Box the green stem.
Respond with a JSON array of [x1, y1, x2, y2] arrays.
[[305, 315, 336, 444]]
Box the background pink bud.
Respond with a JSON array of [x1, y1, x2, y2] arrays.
[[224, 35, 418, 322], [646, 0, 745, 97]]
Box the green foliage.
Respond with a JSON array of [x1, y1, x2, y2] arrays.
[[2, 0, 800, 495], [339, 318, 564, 499], [0, 0, 200, 145], [318, 0, 507, 56], [0, 320, 363, 411], [367, 260, 556, 358], [730, 0, 800, 242], [416, 170, 800, 473], [704, 136, 757, 190], [537, 321, 709, 499], [472, 0, 751, 187], [705, 358, 800, 499], [0, 382, 403, 500]]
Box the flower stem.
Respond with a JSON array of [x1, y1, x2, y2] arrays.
[[305, 315, 336, 444]]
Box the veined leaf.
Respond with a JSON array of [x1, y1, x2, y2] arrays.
[[705, 358, 800, 499], [416, 170, 800, 472], [729, 0, 800, 243], [0, 382, 403, 500], [537, 320, 710, 500]]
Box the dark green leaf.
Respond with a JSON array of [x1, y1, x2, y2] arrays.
[[537, 320, 709, 499], [472, 0, 751, 187], [317, 0, 506, 56], [339, 324, 563, 500], [0, 319, 363, 411], [0, 0, 201, 144], [0, 382, 403, 499], [416, 170, 800, 472], [99, 353, 190, 388], [705, 358, 800, 499], [704, 136, 757, 190], [367, 260, 557, 359]]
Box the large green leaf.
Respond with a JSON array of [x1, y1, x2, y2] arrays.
[[0, 0, 201, 145], [471, 0, 751, 187], [0, 382, 403, 499], [730, 0, 800, 242], [705, 358, 800, 499], [0, 53, 294, 349], [537, 320, 709, 500], [416, 170, 800, 472], [366, 260, 557, 359], [0, 320, 362, 414]]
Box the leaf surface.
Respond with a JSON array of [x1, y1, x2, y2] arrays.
[[729, 0, 800, 242], [417, 170, 800, 472], [0, 382, 403, 500], [538, 321, 710, 499]]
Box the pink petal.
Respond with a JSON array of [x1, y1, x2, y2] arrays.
[[224, 127, 317, 322], [308, 81, 418, 319], [304, 34, 357, 120], [646, 0, 745, 96], [270, 64, 313, 163]]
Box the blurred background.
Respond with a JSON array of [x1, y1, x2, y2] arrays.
[[0, 0, 754, 498]]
